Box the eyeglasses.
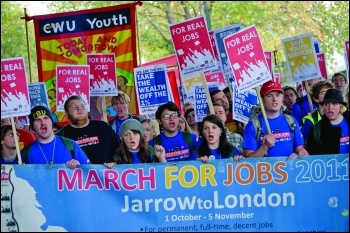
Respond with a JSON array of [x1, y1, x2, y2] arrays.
[[161, 113, 179, 120], [5, 132, 20, 138], [333, 79, 346, 83]]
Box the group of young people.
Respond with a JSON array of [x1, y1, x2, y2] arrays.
[[1, 72, 348, 169]]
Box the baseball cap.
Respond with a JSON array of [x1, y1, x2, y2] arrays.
[[260, 80, 284, 96]]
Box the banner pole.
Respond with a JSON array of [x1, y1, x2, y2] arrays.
[[135, 4, 142, 67], [10, 117, 23, 164], [255, 87, 271, 134], [23, 8, 33, 84]]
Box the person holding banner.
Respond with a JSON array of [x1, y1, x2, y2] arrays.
[[21, 106, 90, 169], [1, 125, 19, 164], [105, 119, 166, 166], [243, 81, 308, 159], [149, 101, 202, 162], [108, 91, 142, 135], [193, 114, 243, 163], [306, 88, 349, 155], [56, 96, 120, 164]]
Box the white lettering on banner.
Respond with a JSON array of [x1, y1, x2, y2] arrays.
[[1, 74, 16, 81], [65, 77, 81, 83], [241, 31, 258, 42], [99, 57, 114, 62], [43, 21, 76, 33], [58, 69, 87, 76], [186, 21, 205, 31], [237, 43, 254, 55], [172, 27, 186, 35], [182, 32, 200, 42], [137, 73, 154, 80], [2, 63, 24, 71], [226, 38, 241, 48], [219, 28, 240, 39], [138, 84, 166, 93], [43, 14, 128, 34]]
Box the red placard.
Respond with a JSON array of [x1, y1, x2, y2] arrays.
[[224, 25, 272, 92], [87, 53, 117, 96], [1, 57, 31, 118], [56, 65, 90, 112], [169, 16, 217, 77]]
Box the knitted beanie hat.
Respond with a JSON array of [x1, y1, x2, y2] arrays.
[[119, 119, 145, 136]]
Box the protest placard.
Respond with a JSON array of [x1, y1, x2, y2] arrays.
[[134, 64, 173, 118], [281, 33, 321, 82], [169, 16, 218, 77], [28, 82, 50, 109], [213, 23, 242, 72], [224, 25, 272, 92], [87, 53, 117, 96], [56, 65, 90, 112], [317, 53, 328, 80], [1, 57, 31, 119]]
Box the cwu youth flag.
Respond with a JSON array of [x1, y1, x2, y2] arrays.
[[31, 3, 139, 121]]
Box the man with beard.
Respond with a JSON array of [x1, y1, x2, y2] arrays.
[[56, 96, 120, 164], [148, 101, 202, 162], [21, 105, 90, 169]]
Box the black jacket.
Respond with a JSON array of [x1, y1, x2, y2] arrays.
[[306, 110, 349, 155]]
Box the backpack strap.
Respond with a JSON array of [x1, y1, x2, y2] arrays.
[[252, 113, 295, 143], [21, 144, 31, 164], [153, 134, 161, 146], [182, 132, 194, 152], [284, 114, 296, 131], [148, 146, 156, 161], [229, 149, 235, 158], [59, 136, 75, 159], [313, 121, 322, 144], [251, 113, 263, 142]]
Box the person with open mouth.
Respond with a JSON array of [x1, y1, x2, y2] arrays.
[[193, 114, 243, 163], [105, 119, 166, 167]]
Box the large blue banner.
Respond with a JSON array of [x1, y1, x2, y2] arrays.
[[1, 154, 348, 232]]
